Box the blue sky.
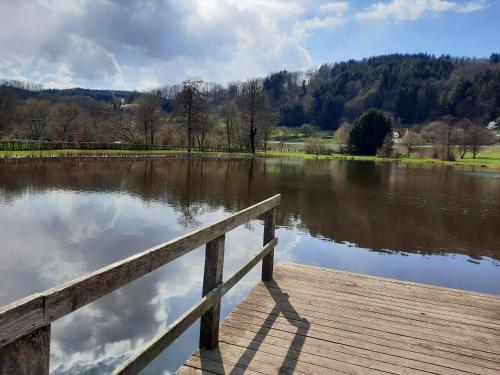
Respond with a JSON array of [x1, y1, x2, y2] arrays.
[[306, 0, 499, 62], [0, 0, 498, 90]]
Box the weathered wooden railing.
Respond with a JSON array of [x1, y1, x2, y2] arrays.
[[0, 194, 280, 375]]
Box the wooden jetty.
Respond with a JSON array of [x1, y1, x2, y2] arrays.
[[1, 194, 500, 374], [179, 263, 500, 375]]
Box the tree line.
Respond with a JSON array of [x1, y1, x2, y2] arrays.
[[0, 77, 277, 153], [332, 110, 495, 160], [0, 53, 499, 153]]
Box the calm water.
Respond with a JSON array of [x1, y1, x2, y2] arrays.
[[0, 157, 499, 374]]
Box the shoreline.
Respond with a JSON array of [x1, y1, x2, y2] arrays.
[[1, 148, 499, 170]]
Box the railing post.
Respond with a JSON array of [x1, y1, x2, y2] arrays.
[[262, 208, 276, 281], [199, 234, 225, 349], [0, 325, 51, 375]]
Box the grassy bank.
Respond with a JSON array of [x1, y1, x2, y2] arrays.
[[1, 147, 499, 169], [265, 148, 500, 168]]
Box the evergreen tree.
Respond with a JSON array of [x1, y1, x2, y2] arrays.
[[348, 109, 392, 155]]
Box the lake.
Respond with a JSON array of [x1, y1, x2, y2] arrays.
[[0, 157, 499, 374]]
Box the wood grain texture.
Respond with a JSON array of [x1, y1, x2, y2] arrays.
[[200, 235, 225, 349], [179, 262, 500, 375], [0, 325, 50, 375], [0, 294, 44, 348], [0, 194, 281, 347], [261, 208, 276, 281]]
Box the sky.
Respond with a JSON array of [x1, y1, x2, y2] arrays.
[[0, 0, 498, 90]]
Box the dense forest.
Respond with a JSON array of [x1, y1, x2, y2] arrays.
[[271, 53, 500, 129], [1, 53, 499, 150]]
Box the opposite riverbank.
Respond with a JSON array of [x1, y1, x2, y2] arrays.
[[1, 147, 500, 169]]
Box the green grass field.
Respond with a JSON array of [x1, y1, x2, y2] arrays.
[[1, 147, 499, 169]]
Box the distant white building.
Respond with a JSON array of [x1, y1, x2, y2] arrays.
[[120, 103, 139, 112], [392, 128, 408, 144], [487, 121, 497, 130]]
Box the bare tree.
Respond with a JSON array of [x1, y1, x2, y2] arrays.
[[423, 119, 459, 161], [52, 99, 80, 141], [220, 100, 239, 151], [334, 122, 351, 154], [0, 88, 17, 138], [194, 106, 216, 151], [468, 124, 494, 159], [136, 93, 161, 145], [457, 119, 473, 159], [77, 96, 107, 141], [23, 98, 52, 140], [400, 130, 422, 157], [107, 111, 136, 143], [457, 119, 493, 159], [276, 127, 291, 152], [239, 79, 273, 154], [175, 78, 204, 152], [259, 120, 274, 153]]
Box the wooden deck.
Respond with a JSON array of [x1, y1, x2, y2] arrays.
[[178, 262, 500, 375]]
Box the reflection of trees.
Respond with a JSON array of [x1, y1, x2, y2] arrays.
[[178, 160, 201, 228], [1, 158, 499, 260]]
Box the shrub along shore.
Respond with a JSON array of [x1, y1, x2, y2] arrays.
[[1, 147, 499, 170]]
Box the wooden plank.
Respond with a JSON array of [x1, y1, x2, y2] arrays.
[[261, 208, 276, 281], [265, 277, 500, 327], [218, 326, 434, 375], [200, 235, 225, 349], [180, 263, 500, 374], [261, 283, 500, 334], [44, 249, 152, 323], [195, 341, 389, 375], [184, 354, 277, 375], [277, 267, 500, 311], [0, 194, 281, 346], [219, 321, 493, 375], [114, 238, 277, 374], [282, 262, 500, 303], [276, 272, 500, 321], [273, 268, 500, 318], [148, 194, 280, 272], [242, 289, 500, 340], [0, 294, 45, 348], [250, 282, 500, 333], [233, 299, 500, 357], [226, 309, 500, 372], [0, 325, 50, 375], [176, 365, 222, 375], [231, 308, 500, 366], [268, 271, 500, 329], [236, 294, 500, 347]]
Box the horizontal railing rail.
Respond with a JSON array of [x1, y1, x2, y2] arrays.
[[0, 194, 280, 375]]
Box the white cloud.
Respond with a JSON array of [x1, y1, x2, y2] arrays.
[[294, 1, 348, 38], [295, 16, 346, 36], [319, 1, 349, 13], [0, 0, 492, 88], [456, 0, 487, 12], [137, 79, 162, 92], [1, 0, 348, 89], [356, 0, 487, 22]]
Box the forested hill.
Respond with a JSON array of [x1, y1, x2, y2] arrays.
[[2, 53, 500, 131], [0, 81, 135, 103], [270, 54, 500, 130]]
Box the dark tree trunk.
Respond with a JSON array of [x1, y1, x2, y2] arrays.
[[226, 119, 231, 152], [187, 99, 192, 153]]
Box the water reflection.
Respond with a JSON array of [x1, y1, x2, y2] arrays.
[[0, 157, 499, 374]]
